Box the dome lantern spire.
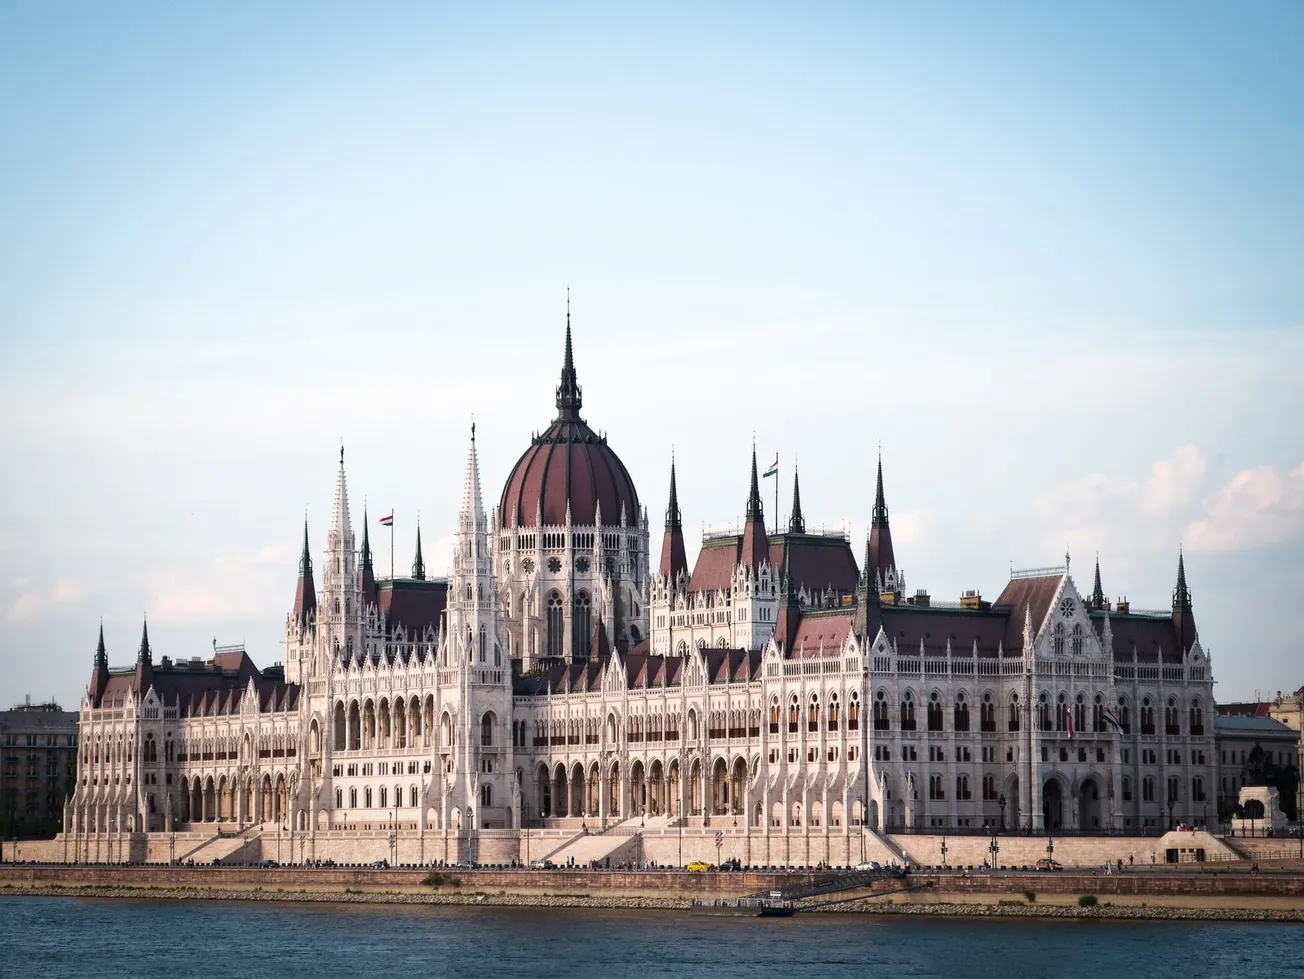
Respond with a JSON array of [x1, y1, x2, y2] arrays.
[[555, 291, 583, 421]]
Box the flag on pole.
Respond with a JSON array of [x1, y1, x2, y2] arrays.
[[1101, 707, 1124, 735], [1066, 707, 1075, 740], [762, 456, 779, 478], [379, 513, 394, 527]]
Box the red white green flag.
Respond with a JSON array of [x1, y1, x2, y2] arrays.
[[379, 513, 394, 527], [762, 456, 778, 478]]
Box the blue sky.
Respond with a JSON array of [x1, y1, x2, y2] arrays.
[[1, 2, 1301, 707]]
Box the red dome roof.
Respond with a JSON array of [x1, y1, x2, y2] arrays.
[[498, 321, 640, 529]]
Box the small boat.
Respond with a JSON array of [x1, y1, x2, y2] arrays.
[[690, 898, 796, 917]]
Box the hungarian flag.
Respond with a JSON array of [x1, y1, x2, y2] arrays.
[[762, 456, 778, 478], [1066, 708, 1075, 740], [379, 513, 394, 527], [1101, 708, 1124, 735]]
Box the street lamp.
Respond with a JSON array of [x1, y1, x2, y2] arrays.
[[988, 822, 1000, 872], [388, 810, 397, 867], [1046, 835, 1055, 863], [940, 834, 948, 870], [998, 794, 1006, 833], [522, 802, 531, 867]]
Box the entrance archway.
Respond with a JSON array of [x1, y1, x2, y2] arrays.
[[1043, 778, 1063, 831], [1079, 778, 1102, 830]]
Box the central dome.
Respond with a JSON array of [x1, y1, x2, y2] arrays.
[[498, 322, 640, 529]]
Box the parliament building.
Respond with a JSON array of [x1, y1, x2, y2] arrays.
[[62, 316, 1217, 867]]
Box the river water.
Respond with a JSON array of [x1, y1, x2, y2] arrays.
[[1, 897, 1302, 978]]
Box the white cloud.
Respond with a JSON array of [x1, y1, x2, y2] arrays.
[[1033, 444, 1211, 556], [1142, 444, 1208, 515], [5, 577, 86, 623], [147, 544, 294, 625], [1185, 463, 1304, 553], [1033, 446, 1304, 564]]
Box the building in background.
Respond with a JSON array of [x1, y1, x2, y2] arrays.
[[1, 698, 79, 840], [1213, 711, 1300, 822], [1268, 690, 1304, 819]]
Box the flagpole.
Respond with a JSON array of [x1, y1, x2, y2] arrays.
[[774, 454, 778, 530], [389, 510, 395, 581]]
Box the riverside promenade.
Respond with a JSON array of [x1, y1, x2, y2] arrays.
[[4, 862, 1304, 920]]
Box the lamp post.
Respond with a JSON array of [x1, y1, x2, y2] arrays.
[[678, 796, 683, 868], [989, 821, 1000, 872], [940, 834, 948, 870], [998, 793, 1006, 834], [522, 802, 530, 867], [1046, 835, 1054, 864], [388, 810, 397, 867]]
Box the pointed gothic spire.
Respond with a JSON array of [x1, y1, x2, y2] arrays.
[[665, 455, 681, 530], [555, 294, 583, 420], [868, 449, 898, 594], [412, 524, 426, 580], [1089, 554, 1106, 610], [1173, 548, 1191, 610], [299, 520, 312, 576], [359, 509, 377, 608], [332, 446, 353, 539], [293, 520, 318, 628], [789, 463, 805, 534], [138, 616, 151, 665], [746, 442, 763, 521], [462, 422, 485, 523], [775, 539, 801, 649], [1172, 547, 1197, 653], [90, 622, 110, 708], [872, 449, 889, 527], [135, 616, 154, 693], [740, 443, 769, 571]]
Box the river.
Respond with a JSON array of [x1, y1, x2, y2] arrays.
[[1, 896, 1301, 978]]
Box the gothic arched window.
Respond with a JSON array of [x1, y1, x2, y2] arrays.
[[573, 592, 591, 659], [547, 593, 564, 659]]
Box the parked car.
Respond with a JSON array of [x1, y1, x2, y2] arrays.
[[1035, 858, 1063, 871], [685, 860, 711, 872], [531, 858, 555, 870], [855, 861, 882, 872], [719, 858, 742, 872], [453, 860, 476, 870], [259, 859, 279, 868]]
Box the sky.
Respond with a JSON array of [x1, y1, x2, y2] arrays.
[[1, 2, 1301, 708]]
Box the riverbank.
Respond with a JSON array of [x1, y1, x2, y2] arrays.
[[3, 880, 1304, 921]]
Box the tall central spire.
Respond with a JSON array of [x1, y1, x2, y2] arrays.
[[555, 292, 583, 420]]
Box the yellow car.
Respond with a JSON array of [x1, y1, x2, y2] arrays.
[[686, 860, 711, 873]]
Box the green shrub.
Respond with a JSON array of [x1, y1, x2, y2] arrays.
[[1023, 890, 1036, 903], [423, 872, 448, 887], [1077, 894, 1098, 907]]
